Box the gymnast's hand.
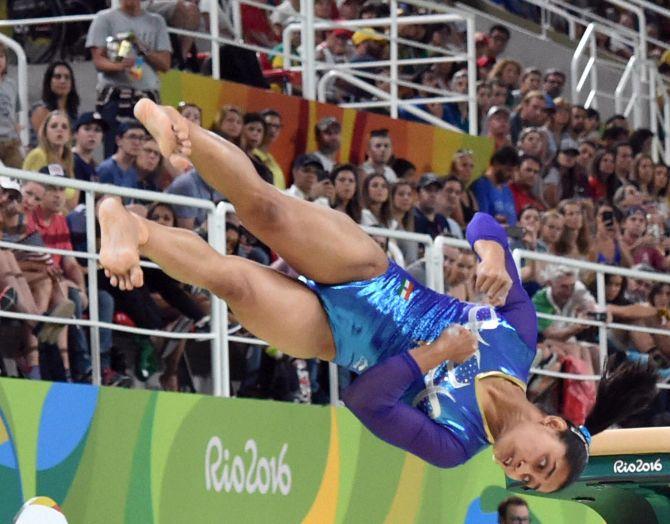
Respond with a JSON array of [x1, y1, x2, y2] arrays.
[[473, 240, 512, 307], [410, 325, 478, 373]]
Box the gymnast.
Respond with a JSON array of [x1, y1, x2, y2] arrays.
[[99, 99, 658, 492]]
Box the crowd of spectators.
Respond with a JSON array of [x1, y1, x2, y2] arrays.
[[0, 1, 668, 426]]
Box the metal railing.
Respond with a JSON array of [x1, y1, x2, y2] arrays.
[[614, 55, 643, 129], [571, 23, 599, 110], [0, 165, 229, 396]]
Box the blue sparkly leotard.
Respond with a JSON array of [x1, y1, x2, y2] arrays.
[[303, 212, 537, 467]]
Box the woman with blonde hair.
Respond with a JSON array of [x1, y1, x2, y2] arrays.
[[487, 59, 522, 105], [210, 104, 243, 145], [22, 110, 77, 209], [449, 149, 479, 227]]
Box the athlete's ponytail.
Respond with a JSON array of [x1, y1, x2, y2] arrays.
[[558, 355, 659, 490]]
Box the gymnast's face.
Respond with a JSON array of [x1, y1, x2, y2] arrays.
[[493, 416, 571, 493]]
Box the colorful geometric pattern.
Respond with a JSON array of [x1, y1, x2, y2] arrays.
[[159, 71, 495, 187], [0, 378, 603, 523]]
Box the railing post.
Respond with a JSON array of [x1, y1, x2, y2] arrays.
[[649, 64, 659, 162], [85, 191, 101, 386], [589, 28, 598, 109], [0, 34, 28, 147], [466, 14, 478, 135], [389, 0, 399, 118], [231, 0, 242, 43], [208, 203, 229, 397], [328, 362, 339, 406], [595, 271, 607, 373], [300, 0, 316, 100], [209, 0, 221, 80]]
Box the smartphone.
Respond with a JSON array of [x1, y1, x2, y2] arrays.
[[505, 226, 525, 240], [601, 210, 614, 227], [587, 311, 607, 322]]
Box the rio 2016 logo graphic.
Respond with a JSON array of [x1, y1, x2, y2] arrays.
[[205, 437, 292, 495], [613, 458, 663, 474]]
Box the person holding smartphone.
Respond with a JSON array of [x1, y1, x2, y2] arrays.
[[590, 203, 634, 267]]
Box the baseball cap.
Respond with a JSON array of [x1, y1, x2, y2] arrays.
[[418, 173, 443, 189], [0, 176, 21, 193], [74, 111, 109, 131], [486, 105, 511, 119], [293, 154, 324, 172], [559, 137, 579, 155], [352, 28, 386, 46], [331, 28, 353, 39], [316, 116, 341, 132], [116, 120, 145, 137]]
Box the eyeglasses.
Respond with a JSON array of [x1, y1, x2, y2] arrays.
[[455, 148, 474, 157]]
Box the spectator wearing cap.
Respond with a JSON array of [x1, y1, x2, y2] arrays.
[[85, 0, 172, 156], [72, 112, 107, 192], [361, 129, 397, 183], [543, 137, 588, 208], [97, 121, 146, 192], [253, 109, 285, 190], [542, 97, 571, 159], [483, 105, 511, 151], [510, 67, 541, 107], [27, 168, 88, 381], [165, 166, 224, 230], [22, 110, 78, 211], [285, 154, 325, 201], [311, 117, 342, 173], [413, 174, 460, 239], [543, 69, 566, 100], [510, 90, 547, 143], [348, 27, 387, 99], [510, 155, 544, 215], [471, 145, 520, 225], [620, 206, 670, 271], [613, 184, 644, 216], [316, 28, 354, 102]]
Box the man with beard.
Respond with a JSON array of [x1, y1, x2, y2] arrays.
[[413, 174, 456, 239], [311, 117, 341, 173], [510, 155, 544, 215], [471, 145, 520, 225], [570, 105, 588, 140], [254, 109, 285, 189], [509, 90, 547, 143]]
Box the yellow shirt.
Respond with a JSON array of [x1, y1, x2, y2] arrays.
[[22, 147, 77, 202], [253, 148, 286, 190]]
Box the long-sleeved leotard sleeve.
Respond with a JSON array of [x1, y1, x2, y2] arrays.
[[465, 212, 537, 349], [342, 351, 469, 468]]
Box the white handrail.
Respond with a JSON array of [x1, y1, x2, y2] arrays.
[[571, 23, 598, 109], [614, 55, 642, 128]]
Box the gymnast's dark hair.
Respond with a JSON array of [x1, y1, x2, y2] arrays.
[[558, 355, 659, 490]]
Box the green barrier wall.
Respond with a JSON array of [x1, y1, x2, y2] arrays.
[[0, 378, 603, 523]]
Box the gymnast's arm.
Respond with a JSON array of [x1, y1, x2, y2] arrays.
[[466, 212, 537, 349], [342, 351, 469, 468]]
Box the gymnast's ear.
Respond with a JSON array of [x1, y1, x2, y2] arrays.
[[540, 416, 568, 432]]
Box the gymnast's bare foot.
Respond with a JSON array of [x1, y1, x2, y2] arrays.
[[133, 98, 192, 157], [99, 197, 148, 291]]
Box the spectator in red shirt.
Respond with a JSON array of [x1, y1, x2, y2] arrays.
[[28, 169, 88, 381], [510, 154, 544, 215]]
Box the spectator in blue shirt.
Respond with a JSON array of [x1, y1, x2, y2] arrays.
[[72, 112, 107, 204], [165, 168, 225, 230], [413, 174, 453, 239], [471, 145, 520, 225], [97, 121, 145, 190]]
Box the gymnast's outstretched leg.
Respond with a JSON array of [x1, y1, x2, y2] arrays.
[[99, 198, 336, 360], [133, 99, 388, 284]]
